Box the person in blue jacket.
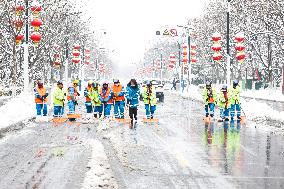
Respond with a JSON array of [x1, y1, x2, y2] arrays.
[[125, 79, 140, 128]]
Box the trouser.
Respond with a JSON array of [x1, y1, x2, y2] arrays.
[[94, 105, 103, 118], [129, 107, 138, 122], [219, 108, 230, 119], [205, 103, 215, 117], [145, 104, 156, 119], [231, 103, 241, 118], [68, 100, 76, 114], [54, 106, 63, 117], [36, 103, 47, 116], [104, 104, 112, 118], [171, 85, 176, 90], [85, 101, 93, 113], [114, 101, 125, 118]]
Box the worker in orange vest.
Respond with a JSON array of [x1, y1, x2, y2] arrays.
[[34, 80, 49, 118], [99, 80, 113, 118], [112, 79, 125, 119]]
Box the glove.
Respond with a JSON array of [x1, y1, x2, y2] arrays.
[[77, 92, 80, 96], [127, 100, 130, 104], [74, 101, 78, 105], [64, 93, 66, 96], [206, 98, 209, 102]]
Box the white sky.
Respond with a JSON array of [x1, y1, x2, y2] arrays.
[[82, 0, 204, 73]]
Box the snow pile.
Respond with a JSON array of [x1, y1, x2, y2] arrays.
[[242, 99, 284, 122], [0, 93, 34, 130], [242, 88, 284, 102], [82, 139, 118, 189]]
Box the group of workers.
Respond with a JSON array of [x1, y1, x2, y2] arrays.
[[33, 79, 158, 125], [202, 79, 242, 122]]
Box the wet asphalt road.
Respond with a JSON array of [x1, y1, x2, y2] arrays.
[[0, 92, 284, 189]]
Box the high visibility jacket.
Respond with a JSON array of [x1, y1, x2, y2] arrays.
[[112, 84, 125, 101], [142, 86, 157, 105], [202, 87, 217, 105], [99, 87, 113, 104], [84, 86, 93, 102], [53, 87, 65, 106], [34, 87, 48, 104], [229, 86, 241, 104], [218, 91, 231, 109], [125, 85, 140, 108], [90, 88, 102, 106], [67, 86, 78, 101]]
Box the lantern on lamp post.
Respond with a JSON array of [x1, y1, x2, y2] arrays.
[[211, 32, 223, 63], [31, 18, 42, 31], [234, 32, 245, 64], [30, 32, 42, 46], [190, 43, 197, 64]]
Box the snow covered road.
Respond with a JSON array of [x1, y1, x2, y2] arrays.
[[0, 92, 284, 188]]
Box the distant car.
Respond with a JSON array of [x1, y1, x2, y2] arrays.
[[140, 79, 164, 102]]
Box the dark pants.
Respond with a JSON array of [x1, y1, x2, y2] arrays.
[[129, 107, 137, 122]]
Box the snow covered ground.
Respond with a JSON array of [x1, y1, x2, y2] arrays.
[[176, 85, 284, 123], [241, 88, 284, 102], [0, 93, 34, 130]]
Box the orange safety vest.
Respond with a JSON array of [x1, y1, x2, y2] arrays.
[[85, 86, 93, 102], [112, 84, 124, 101], [100, 87, 113, 104], [67, 86, 78, 101], [35, 87, 47, 104]]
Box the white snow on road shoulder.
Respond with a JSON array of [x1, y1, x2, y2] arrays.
[[0, 94, 34, 130], [81, 139, 118, 189]]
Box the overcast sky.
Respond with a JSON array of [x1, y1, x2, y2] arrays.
[[82, 0, 204, 76]]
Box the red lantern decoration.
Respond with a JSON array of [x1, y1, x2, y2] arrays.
[[191, 50, 197, 56], [85, 55, 91, 60], [191, 43, 197, 49], [85, 61, 90, 65], [15, 5, 24, 16], [54, 54, 60, 58], [31, 18, 42, 31], [235, 32, 245, 43], [213, 53, 223, 61], [211, 43, 222, 51], [236, 52, 245, 61], [168, 62, 175, 69], [30, 32, 42, 46], [72, 50, 80, 57], [31, 5, 42, 17], [53, 59, 61, 66], [212, 32, 222, 42], [72, 57, 80, 64], [182, 59, 188, 63], [182, 51, 188, 56], [235, 43, 245, 51], [73, 44, 80, 50], [15, 34, 24, 45], [191, 58, 197, 63], [14, 19, 23, 31], [85, 49, 91, 54]]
